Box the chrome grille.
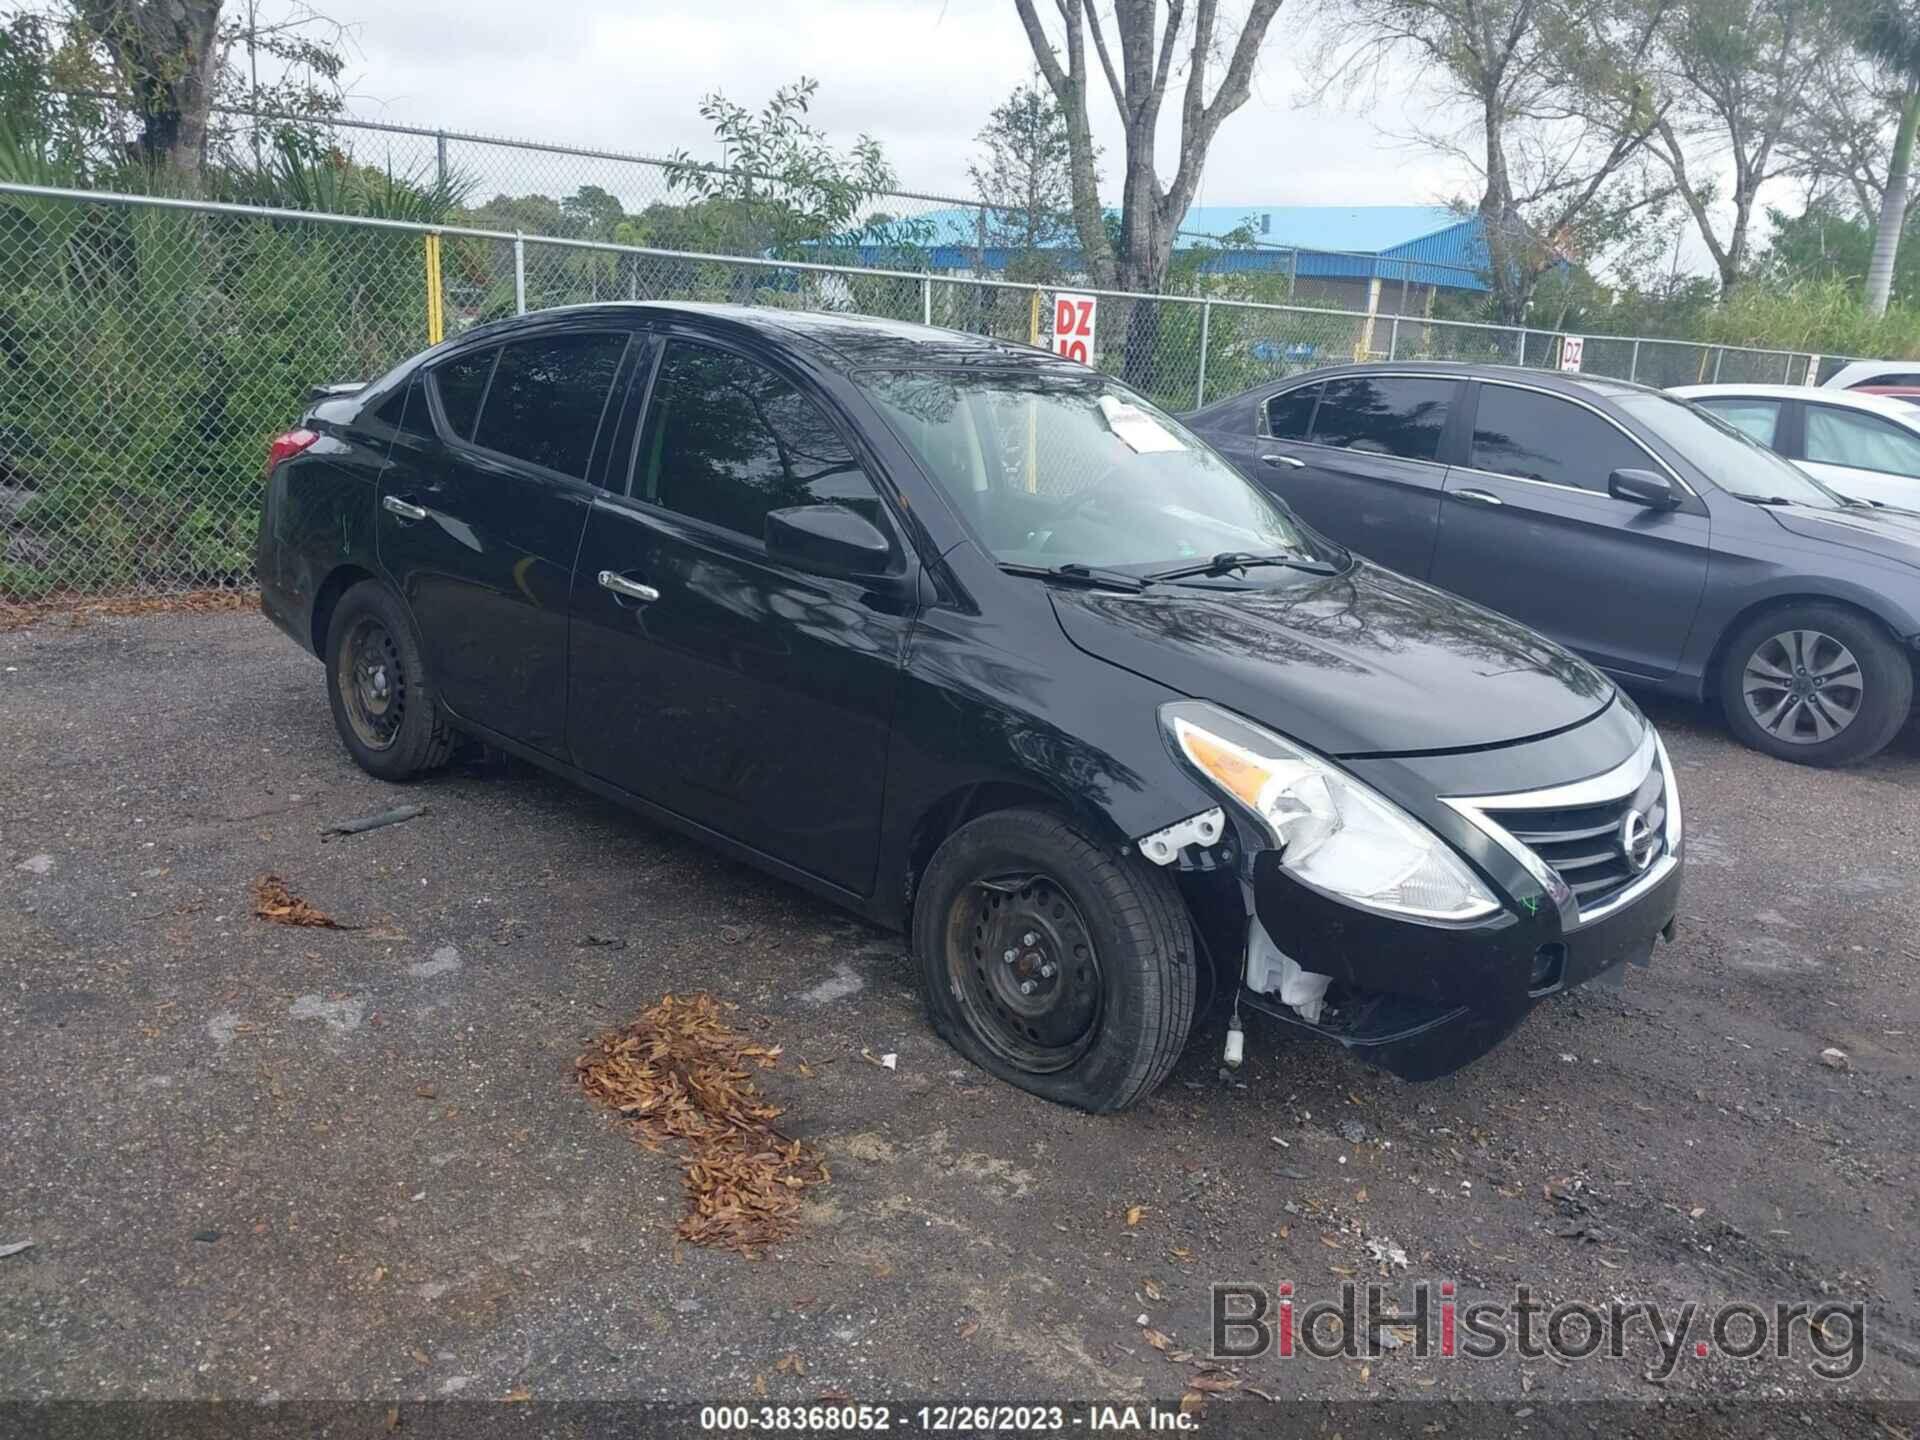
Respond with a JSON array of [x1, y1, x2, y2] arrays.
[[1482, 764, 1668, 914]]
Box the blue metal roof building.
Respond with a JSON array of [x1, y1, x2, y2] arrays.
[[851, 203, 1490, 297]]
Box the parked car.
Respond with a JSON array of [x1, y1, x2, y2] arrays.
[[1853, 385, 1920, 411], [1672, 383, 1920, 510], [1822, 360, 1920, 391], [256, 305, 1683, 1108], [1187, 362, 1920, 767]]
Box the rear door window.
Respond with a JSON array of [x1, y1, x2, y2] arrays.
[[472, 331, 631, 480], [1264, 384, 1319, 441], [1469, 385, 1652, 493], [433, 348, 495, 441], [1695, 398, 1782, 448], [1308, 376, 1454, 462], [1804, 405, 1920, 477]]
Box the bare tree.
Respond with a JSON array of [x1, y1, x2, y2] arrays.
[[1638, 0, 1839, 298], [1311, 0, 1671, 324], [1010, 0, 1287, 380]]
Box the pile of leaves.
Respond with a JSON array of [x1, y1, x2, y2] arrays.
[[577, 993, 827, 1255], [0, 589, 256, 633], [250, 873, 349, 929]]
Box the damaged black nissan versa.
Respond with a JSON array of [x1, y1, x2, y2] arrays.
[[256, 303, 1682, 1112]]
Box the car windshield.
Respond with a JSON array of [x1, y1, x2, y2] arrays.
[[856, 368, 1331, 574], [1620, 392, 1845, 509]]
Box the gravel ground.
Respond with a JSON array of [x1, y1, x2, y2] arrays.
[[2, 609, 1917, 1413]]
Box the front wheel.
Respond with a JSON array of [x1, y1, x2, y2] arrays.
[[1717, 603, 1912, 767], [912, 808, 1196, 1113]]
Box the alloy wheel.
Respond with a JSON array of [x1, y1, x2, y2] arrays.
[[1741, 629, 1863, 746]]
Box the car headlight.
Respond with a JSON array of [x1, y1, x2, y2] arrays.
[[1162, 701, 1500, 923]]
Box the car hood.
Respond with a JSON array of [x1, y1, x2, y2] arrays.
[[1766, 503, 1920, 568], [1048, 562, 1616, 758]]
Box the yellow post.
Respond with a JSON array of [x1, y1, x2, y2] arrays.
[[1028, 288, 1042, 345], [424, 233, 446, 345]]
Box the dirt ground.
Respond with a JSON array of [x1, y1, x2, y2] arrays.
[[2, 608, 1918, 1415]]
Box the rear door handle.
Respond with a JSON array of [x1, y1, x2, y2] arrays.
[[382, 495, 428, 521], [1453, 488, 1504, 507], [1260, 453, 1306, 470], [598, 570, 660, 603]]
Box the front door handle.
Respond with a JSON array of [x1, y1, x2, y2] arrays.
[[1260, 453, 1306, 470], [598, 570, 661, 603], [382, 495, 428, 521], [1453, 488, 1504, 507]]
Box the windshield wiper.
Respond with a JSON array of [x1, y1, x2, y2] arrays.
[[1728, 494, 1804, 507], [1142, 550, 1341, 583], [998, 561, 1148, 593]]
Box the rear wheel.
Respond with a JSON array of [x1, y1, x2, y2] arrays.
[[913, 808, 1195, 1112], [324, 581, 454, 781], [1718, 603, 1911, 767]]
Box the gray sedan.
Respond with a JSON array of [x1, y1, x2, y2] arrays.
[[1187, 362, 1920, 766]]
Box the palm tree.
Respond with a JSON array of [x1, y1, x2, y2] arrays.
[[1860, 0, 1920, 317]]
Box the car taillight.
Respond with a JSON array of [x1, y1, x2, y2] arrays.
[[264, 427, 319, 478]]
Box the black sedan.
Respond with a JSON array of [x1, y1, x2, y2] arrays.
[[1188, 362, 1920, 767], [256, 305, 1680, 1110]]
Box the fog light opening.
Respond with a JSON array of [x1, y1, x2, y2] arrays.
[[1528, 943, 1567, 996]]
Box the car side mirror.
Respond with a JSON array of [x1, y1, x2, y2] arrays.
[[765, 504, 895, 577], [1608, 468, 1680, 509]]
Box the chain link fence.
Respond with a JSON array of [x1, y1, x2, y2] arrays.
[[0, 182, 1877, 605]]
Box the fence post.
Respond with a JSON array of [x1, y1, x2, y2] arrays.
[[922, 275, 932, 327], [1517, 326, 1530, 366], [1029, 288, 1042, 345], [1783, 351, 1794, 384], [435, 131, 449, 195], [1196, 299, 1211, 409], [1388, 315, 1400, 361], [423, 233, 445, 345], [1712, 348, 1724, 381], [1629, 339, 1641, 383], [513, 233, 527, 315], [1287, 249, 1297, 299]]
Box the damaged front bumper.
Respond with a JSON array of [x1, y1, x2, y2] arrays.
[[1239, 852, 1681, 1080], [1149, 705, 1684, 1081]]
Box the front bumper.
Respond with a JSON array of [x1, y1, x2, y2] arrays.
[[1243, 853, 1680, 1079]]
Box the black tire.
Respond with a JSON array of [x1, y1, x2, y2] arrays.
[[912, 807, 1196, 1113], [323, 581, 455, 781], [1717, 602, 1912, 767]]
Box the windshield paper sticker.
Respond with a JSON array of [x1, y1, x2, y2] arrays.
[[1098, 395, 1186, 454]]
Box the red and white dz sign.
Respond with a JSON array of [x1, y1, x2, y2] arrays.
[[1559, 335, 1585, 373], [1053, 293, 1097, 364]]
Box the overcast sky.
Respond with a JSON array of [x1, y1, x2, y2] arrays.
[[317, 0, 1462, 213]]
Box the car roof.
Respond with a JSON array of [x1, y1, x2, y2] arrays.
[[1270, 359, 1660, 401], [449, 300, 1079, 377], [1673, 383, 1920, 427]]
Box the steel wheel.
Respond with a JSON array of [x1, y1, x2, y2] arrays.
[[946, 873, 1103, 1074], [335, 615, 407, 751], [1741, 629, 1864, 746]]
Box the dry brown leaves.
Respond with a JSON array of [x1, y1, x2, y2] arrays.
[[576, 993, 827, 1255], [250, 874, 351, 929], [0, 588, 255, 633]]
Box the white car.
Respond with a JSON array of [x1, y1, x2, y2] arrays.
[[1821, 360, 1920, 391], [1670, 383, 1920, 510]]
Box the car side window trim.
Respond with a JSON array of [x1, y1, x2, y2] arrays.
[[612, 331, 911, 573], [1256, 372, 1457, 471], [425, 344, 499, 444], [1459, 379, 1699, 501], [431, 325, 636, 489]]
